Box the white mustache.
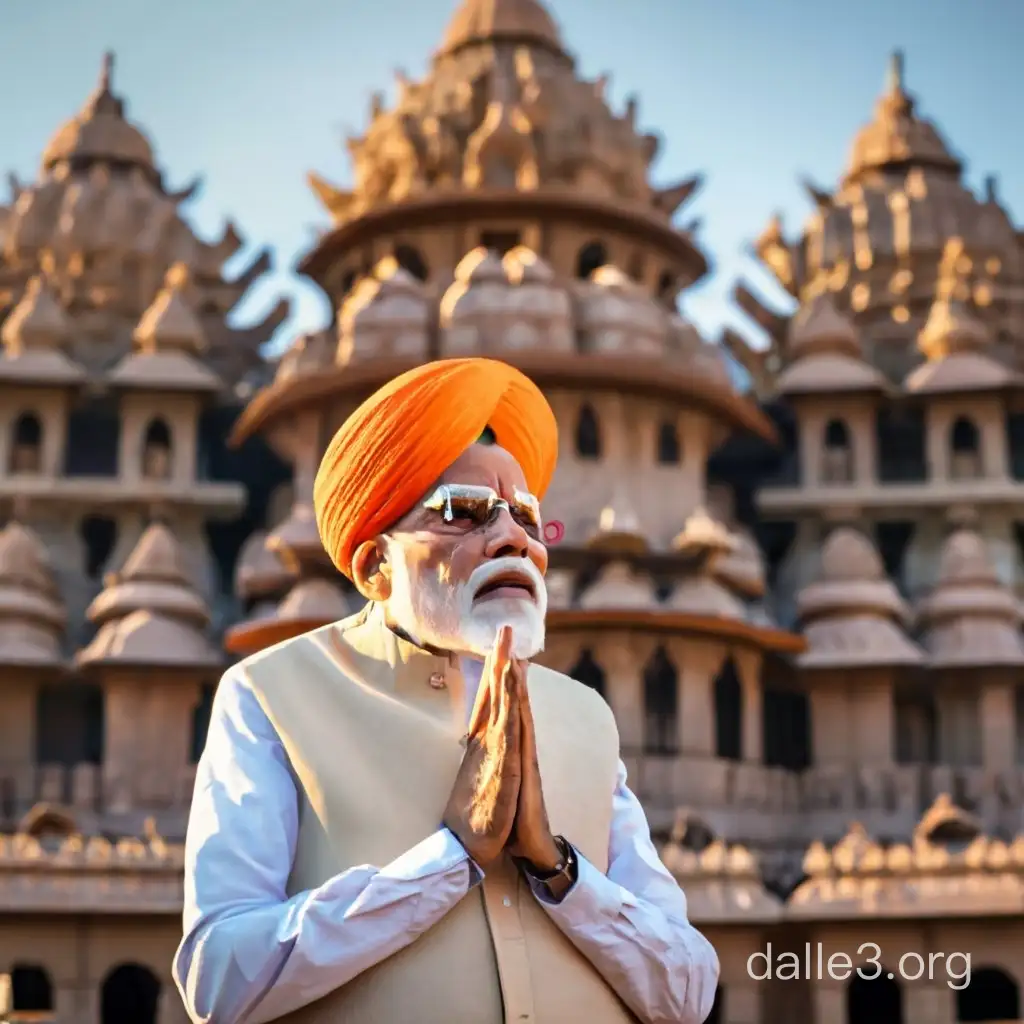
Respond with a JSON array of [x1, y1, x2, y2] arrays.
[[465, 556, 547, 603]]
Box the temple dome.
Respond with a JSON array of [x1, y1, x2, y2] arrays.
[[844, 53, 960, 185], [0, 521, 66, 668], [797, 527, 922, 669], [578, 562, 658, 611], [915, 529, 1024, 668], [437, 0, 566, 57], [77, 522, 221, 670], [40, 54, 156, 178]]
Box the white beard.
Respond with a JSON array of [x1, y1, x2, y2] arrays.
[[385, 547, 547, 660]]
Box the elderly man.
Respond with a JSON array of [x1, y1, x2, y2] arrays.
[[174, 358, 719, 1024]]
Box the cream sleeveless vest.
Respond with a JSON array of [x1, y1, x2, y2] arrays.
[[242, 601, 638, 1024]]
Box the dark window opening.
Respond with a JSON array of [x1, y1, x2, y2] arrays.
[[394, 244, 429, 282], [569, 650, 606, 699], [101, 964, 160, 1024], [65, 400, 120, 476], [9, 411, 43, 473], [763, 686, 810, 769], [479, 231, 521, 256], [80, 515, 118, 580], [847, 971, 903, 1024], [642, 646, 678, 754], [657, 422, 680, 464], [951, 416, 980, 453], [11, 964, 53, 1013], [656, 271, 677, 303], [35, 683, 104, 768], [821, 418, 853, 484], [875, 406, 926, 483], [714, 658, 743, 760], [950, 415, 982, 480], [956, 966, 1020, 1022], [574, 403, 601, 459], [874, 521, 915, 595], [141, 417, 173, 480], [190, 683, 216, 763], [575, 241, 607, 280], [1007, 413, 1024, 480], [762, 402, 801, 486], [755, 520, 797, 592]]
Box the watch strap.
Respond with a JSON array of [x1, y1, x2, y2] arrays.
[[522, 836, 576, 902]]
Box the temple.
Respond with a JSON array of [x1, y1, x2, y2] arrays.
[[1, 6, 1022, 1024]]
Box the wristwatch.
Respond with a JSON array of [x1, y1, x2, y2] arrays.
[[520, 835, 577, 902]]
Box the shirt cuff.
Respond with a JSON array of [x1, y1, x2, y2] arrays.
[[380, 827, 481, 886], [525, 845, 625, 918]]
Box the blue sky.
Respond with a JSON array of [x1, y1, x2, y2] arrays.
[[1, 0, 1020, 353]]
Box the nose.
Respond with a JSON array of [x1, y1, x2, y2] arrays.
[[483, 506, 530, 560]]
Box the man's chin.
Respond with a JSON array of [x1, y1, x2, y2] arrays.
[[462, 602, 545, 660]]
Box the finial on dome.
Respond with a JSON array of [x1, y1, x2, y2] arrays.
[[984, 175, 998, 203], [887, 50, 905, 94], [100, 51, 115, 92]]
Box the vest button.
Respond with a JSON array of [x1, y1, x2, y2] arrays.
[[428, 672, 446, 689]]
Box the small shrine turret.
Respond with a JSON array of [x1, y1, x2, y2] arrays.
[[77, 521, 221, 811], [0, 275, 86, 481]]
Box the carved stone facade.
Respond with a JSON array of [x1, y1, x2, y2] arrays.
[[2, 4, 1023, 1024]]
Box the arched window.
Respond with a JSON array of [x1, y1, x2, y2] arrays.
[[394, 244, 428, 282], [657, 271, 677, 304], [569, 650, 606, 700], [714, 658, 743, 760], [574, 403, 601, 459], [36, 683, 104, 768], [950, 415, 982, 480], [576, 241, 607, 280], [642, 646, 678, 754], [10, 964, 54, 1014], [956, 966, 1019, 1022], [101, 963, 160, 1024], [821, 418, 853, 484], [190, 683, 216, 763], [847, 971, 903, 1024], [657, 422, 680, 464], [9, 411, 43, 473], [141, 417, 173, 480]]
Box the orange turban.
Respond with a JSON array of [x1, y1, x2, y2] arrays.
[[314, 358, 558, 578]]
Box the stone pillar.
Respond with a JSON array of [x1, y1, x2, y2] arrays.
[[810, 983, 845, 1024], [904, 983, 955, 1024], [809, 684, 850, 765], [852, 672, 895, 763], [600, 635, 649, 754], [158, 987, 191, 1024], [56, 984, 94, 1024], [979, 681, 1015, 770], [723, 983, 762, 1024], [737, 654, 763, 763]]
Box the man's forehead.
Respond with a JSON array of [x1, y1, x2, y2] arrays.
[[437, 442, 528, 492]]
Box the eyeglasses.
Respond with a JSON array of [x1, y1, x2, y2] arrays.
[[421, 484, 542, 532]]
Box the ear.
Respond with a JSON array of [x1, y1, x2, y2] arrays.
[[351, 537, 392, 601]]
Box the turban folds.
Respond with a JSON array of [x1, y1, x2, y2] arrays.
[[314, 358, 559, 578]]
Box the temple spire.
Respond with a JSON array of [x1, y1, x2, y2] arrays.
[[886, 50, 905, 95], [100, 51, 114, 92]]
